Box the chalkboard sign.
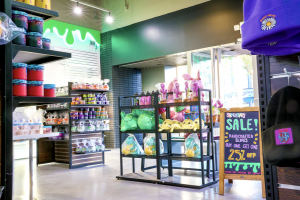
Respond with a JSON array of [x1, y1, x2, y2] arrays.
[[224, 111, 261, 175], [219, 107, 265, 198]]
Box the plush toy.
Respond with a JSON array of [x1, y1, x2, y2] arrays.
[[170, 123, 182, 132], [122, 134, 144, 155], [183, 70, 204, 101], [132, 109, 156, 130], [167, 77, 177, 103], [120, 111, 139, 132], [158, 119, 174, 131], [182, 119, 194, 129], [185, 133, 201, 158], [172, 107, 187, 122], [193, 118, 206, 131], [144, 134, 164, 155]]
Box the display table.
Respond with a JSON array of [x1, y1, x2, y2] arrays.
[[13, 132, 60, 200]]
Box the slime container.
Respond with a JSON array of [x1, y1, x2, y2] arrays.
[[16, 0, 35, 6], [27, 81, 44, 97], [26, 32, 42, 48], [13, 29, 26, 45], [28, 17, 44, 34], [42, 38, 51, 50], [13, 79, 27, 97], [12, 10, 28, 30], [44, 84, 56, 97], [27, 65, 44, 81], [36, 0, 51, 10], [13, 63, 27, 80]]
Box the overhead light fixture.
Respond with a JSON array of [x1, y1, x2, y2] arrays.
[[70, 0, 111, 12], [106, 12, 113, 24], [74, 2, 82, 14]]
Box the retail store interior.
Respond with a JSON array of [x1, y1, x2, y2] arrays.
[[1, 0, 299, 200]]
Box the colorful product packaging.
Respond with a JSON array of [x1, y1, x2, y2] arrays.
[[13, 79, 27, 96], [26, 32, 42, 48], [28, 16, 43, 34], [44, 84, 56, 97], [13, 63, 27, 80], [27, 81, 44, 97], [35, 0, 51, 10], [27, 65, 44, 81]]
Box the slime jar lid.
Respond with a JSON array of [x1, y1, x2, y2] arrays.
[[27, 64, 44, 71], [12, 79, 27, 84], [12, 62, 27, 69], [27, 81, 43, 86], [12, 10, 29, 17], [44, 84, 55, 89], [42, 38, 51, 43], [28, 16, 44, 22], [26, 32, 43, 37]]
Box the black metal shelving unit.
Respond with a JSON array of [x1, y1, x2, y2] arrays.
[[0, 1, 72, 199], [68, 82, 112, 169], [116, 89, 218, 189]]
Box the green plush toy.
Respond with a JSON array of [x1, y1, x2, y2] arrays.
[[133, 109, 156, 130], [120, 111, 139, 132]]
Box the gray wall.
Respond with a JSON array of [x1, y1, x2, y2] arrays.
[[141, 66, 165, 92]]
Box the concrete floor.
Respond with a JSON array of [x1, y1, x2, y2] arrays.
[[14, 149, 265, 200]]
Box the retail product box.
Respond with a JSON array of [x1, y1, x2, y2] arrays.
[[185, 113, 199, 121], [190, 105, 199, 112]]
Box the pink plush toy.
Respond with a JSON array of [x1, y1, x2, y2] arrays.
[[172, 108, 187, 122], [167, 77, 177, 103], [182, 70, 204, 100]]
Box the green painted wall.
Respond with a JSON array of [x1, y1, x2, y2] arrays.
[[43, 20, 101, 46], [141, 66, 165, 92]]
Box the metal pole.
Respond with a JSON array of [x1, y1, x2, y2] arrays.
[[199, 89, 205, 185], [29, 140, 34, 200], [119, 97, 123, 175]]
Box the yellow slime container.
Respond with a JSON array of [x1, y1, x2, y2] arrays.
[[16, 0, 35, 6], [35, 0, 51, 10]]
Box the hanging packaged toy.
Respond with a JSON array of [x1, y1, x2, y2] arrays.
[[71, 121, 77, 132], [0, 12, 25, 45], [122, 134, 144, 155], [88, 139, 96, 153], [185, 133, 201, 158], [144, 134, 164, 156], [81, 139, 88, 152]]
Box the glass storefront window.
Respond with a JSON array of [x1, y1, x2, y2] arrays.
[[219, 55, 253, 107], [192, 51, 212, 90]]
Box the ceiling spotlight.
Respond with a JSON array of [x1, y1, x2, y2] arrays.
[[106, 12, 113, 24], [74, 2, 82, 15]]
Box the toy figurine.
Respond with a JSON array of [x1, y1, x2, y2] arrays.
[[173, 81, 182, 103], [183, 70, 204, 101]]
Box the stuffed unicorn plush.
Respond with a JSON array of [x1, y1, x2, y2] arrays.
[[182, 70, 204, 100]]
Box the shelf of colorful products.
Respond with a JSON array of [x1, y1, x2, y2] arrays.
[[117, 89, 218, 189], [4, 1, 72, 200], [12, 1, 59, 20], [42, 103, 70, 142], [68, 82, 111, 168]]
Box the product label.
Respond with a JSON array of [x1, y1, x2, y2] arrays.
[[275, 128, 293, 145]]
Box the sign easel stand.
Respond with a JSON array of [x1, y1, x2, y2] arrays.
[[219, 107, 266, 198]]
